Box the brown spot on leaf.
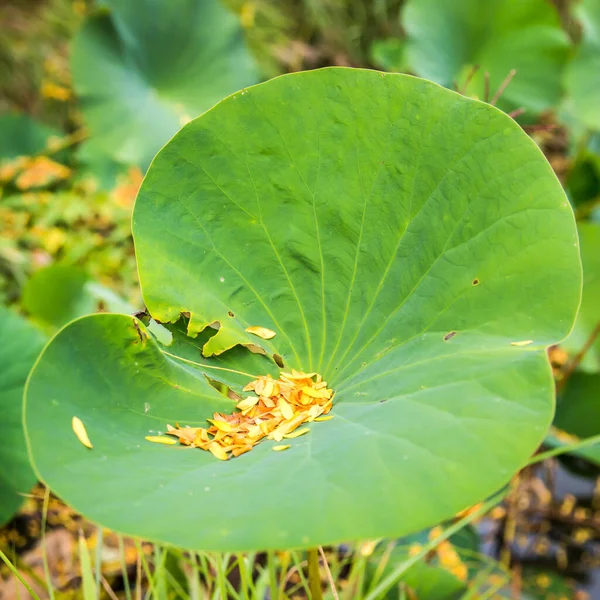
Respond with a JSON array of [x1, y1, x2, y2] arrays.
[[472, 278, 480, 286]]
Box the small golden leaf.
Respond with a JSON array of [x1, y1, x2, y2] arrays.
[[72, 417, 93, 449], [272, 444, 290, 452], [245, 326, 276, 340], [145, 436, 177, 445]]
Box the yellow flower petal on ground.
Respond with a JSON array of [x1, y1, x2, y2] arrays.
[[207, 419, 234, 432], [278, 398, 294, 420], [245, 325, 276, 340], [283, 428, 309, 439], [236, 395, 260, 410], [208, 442, 229, 461], [72, 416, 93, 449], [273, 445, 290, 452], [145, 436, 177, 445]]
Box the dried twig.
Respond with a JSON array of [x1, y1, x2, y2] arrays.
[[491, 69, 517, 106], [459, 64, 480, 94], [318, 546, 340, 600]]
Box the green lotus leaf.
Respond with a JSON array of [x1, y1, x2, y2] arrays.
[[0, 113, 60, 161], [22, 264, 133, 331], [71, 0, 259, 169], [402, 0, 570, 116], [561, 222, 600, 372], [554, 372, 600, 466], [0, 306, 45, 525], [565, 0, 600, 132], [26, 69, 581, 551]]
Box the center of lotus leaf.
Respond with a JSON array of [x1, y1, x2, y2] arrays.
[[150, 370, 334, 460]]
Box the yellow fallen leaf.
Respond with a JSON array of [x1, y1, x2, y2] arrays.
[[511, 340, 533, 347], [145, 436, 177, 445], [272, 444, 290, 452], [72, 416, 93, 449], [245, 326, 276, 340]]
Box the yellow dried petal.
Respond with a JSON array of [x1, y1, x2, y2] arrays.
[[72, 417, 93, 449], [208, 443, 229, 461], [262, 396, 276, 408], [232, 445, 253, 457], [272, 445, 290, 452], [278, 398, 294, 420], [207, 419, 233, 433], [262, 379, 274, 398], [314, 415, 334, 422], [245, 325, 276, 340], [300, 386, 323, 398], [283, 428, 309, 439], [236, 395, 260, 410], [145, 436, 177, 445]]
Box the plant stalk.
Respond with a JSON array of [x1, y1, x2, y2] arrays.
[[307, 548, 323, 600]]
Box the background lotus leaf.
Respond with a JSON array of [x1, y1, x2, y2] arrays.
[[402, 0, 570, 116], [22, 264, 133, 331], [561, 222, 600, 372], [25, 69, 581, 551], [71, 0, 259, 169], [565, 0, 600, 132], [0, 113, 60, 161], [0, 306, 45, 525]]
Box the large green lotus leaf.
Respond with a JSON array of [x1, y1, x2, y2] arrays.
[[402, 0, 570, 116], [71, 0, 258, 169], [565, 0, 600, 132], [561, 222, 600, 372], [26, 69, 581, 551], [0, 307, 45, 525]]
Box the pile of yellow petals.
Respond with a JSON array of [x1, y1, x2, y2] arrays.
[[164, 370, 334, 460]]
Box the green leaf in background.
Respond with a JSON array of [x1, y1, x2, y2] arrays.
[[565, 0, 600, 132], [0, 113, 60, 161], [402, 0, 570, 116], [0, 306, 45, 525], [25, 69, 581, 551], [561, 222, 600, 372], [71, 0, 259, 169], [22, 264, 133, 331], [553, 372, 600, 466]]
